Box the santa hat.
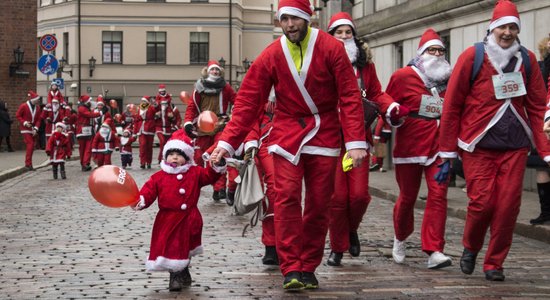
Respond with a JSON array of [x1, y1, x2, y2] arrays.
[[80, 94, 92, 104], [141, 96, 151, 103], [163, 130, 195, 162], [278, 0, 313, 22], [55, 122, 66, 130], [51, 98, 59, 104], [101, 118, 113, 129], [27, 91, 41, 102], [417, 28, 445, 56], [327, 12, 356, 35], [489, 0, 521, 33], [123, 126, 132, 135], [96, 97, 105, 106], [206, 60, 222, 73], [158, 84, 166, 92]]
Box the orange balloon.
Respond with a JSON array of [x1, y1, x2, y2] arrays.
[[128, 103, 137, 114], [197, 110, 218, 133], [88, 165, 140, 208], [109, 99, 118, 109], [179, 91, 191, 104]]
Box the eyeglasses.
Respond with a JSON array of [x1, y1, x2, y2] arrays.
[[426, 47, 446, 55]]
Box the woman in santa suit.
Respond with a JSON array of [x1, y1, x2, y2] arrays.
[[325, 12, 401, 267], [386, 28, 453, 270], [47, 81, 64, 105], [133, 96, 157, 169], [440, 0, 549, 281]]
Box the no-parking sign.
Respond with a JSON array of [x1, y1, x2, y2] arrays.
[[39, 34, 58, 52]]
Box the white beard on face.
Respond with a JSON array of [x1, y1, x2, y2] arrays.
[[421, 53, 452, 83], [342, 38, 358, 64], [99, 127, 110, 138], [52, 103, 59, 112], [486, 33, 520, 70]]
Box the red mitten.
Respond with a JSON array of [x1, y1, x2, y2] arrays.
[[390, 105, 410, 124]]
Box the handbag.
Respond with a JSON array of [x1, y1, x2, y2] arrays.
[[359, 68, 380, 127], [234, 150, 265, 217]]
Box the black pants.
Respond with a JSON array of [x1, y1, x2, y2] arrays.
[[0, 136, 13, 151]]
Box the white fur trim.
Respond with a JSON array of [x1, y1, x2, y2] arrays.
[[328, 19, 355, 33], [160, 160, 194, 174], [345, 141, 368, 151], [145, 245, 203, 272], [207, 64, 221, 72], [278, 7, 311, 22], [210, 161, 227, 174], [386, 102, 405, 127], [217, 141, 236, 157], [489, 16, 521, 33], [163, 139, 194, 163], [417, 39, 445, 56], [439, 151, 458, 159], [244, 140, 258, 152]]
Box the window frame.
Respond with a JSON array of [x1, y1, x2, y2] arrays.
[[189, 32, 209, 65], [102, 31, 123, 64], [147, 31, 167, 64]]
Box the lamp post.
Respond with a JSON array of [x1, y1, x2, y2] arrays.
[[58, 57, 73, 77], [9, 46, 25, 77], [218, 57, 226, 69], [236, 58, 251, 77], [88, 56, 96, 77]]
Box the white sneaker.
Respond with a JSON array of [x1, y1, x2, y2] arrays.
[[427, 251, 452, 269], [392, 237, 406, 263]]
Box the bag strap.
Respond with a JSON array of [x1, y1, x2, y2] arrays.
[[520, 45, 532, 83], [241, 202, 263, 237], [358, 68, 367, 98], [471, 42, 531, 86]]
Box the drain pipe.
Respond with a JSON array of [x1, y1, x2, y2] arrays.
[[77, 0, 81, 97]]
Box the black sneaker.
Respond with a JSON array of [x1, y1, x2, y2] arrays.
[[212, 190, 221, 201], [302, 272, 319, 289], [262, 246, 279, 265], [226, 191, 235, 206], [82, 165, 92, 172], [485, 269, 505, 281], [327, 251, 343, 266], [218, 189, 227, 199], [140, 165, 145, 169], [181, 267, 192, 287], [168, 271, 183, 291], [283, 271, 303, 290], [146, 164, 151, 169], [369, 164, 380, 172], [530, 214, 550, 225], [460, 248, 477, 275], [349, 231, 360, 257]]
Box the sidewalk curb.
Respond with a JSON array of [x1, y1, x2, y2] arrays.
[[0, 157, 78, 184], [369, 186, 550, 244]]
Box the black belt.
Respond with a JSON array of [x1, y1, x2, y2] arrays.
[[407, 112, 440, 121]]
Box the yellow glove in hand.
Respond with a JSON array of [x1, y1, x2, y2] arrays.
[[342, 152, 354, 172]]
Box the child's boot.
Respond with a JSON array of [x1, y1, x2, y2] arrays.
[[60, 163, 67, 180], [52, 164, 58, 179]]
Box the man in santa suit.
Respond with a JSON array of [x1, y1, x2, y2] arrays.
[[63, 103, 77, 158], [386, 28, 453, 269], [41, 98, 65, 141], [184, 60, 236, 201], [155, 97, 176, 164], [93, 97, 112, 133], [76, 94, 102, 171], [134, 96, 157, 169], [324, 12, 403, 267], [47, 81, 64, 105], [16, 91, 43, 170], [210, 0, 367, 290], [92, 118, 118, 167], [439, 0, 550, 281], [156, 84, 182, 131]]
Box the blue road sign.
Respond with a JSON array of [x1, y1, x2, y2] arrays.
[[52, 78, 64, 90], [39, 34, 58, 52], [37, 54, 58, 76]]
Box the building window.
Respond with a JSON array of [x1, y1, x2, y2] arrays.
[[191, 0, 209, 2], [103, 31, 123, 64], [190, 32, 209, 64], [439, 30, 451, 62], [147, 32, 166, 64], [147, 0, 166, 2], [63, 32, 69, 62]]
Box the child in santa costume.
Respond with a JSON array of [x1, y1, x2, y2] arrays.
[[47, 81, 64, 105], [119, 125, 136, 169], [439, 0, 550, 281], [91, 118, 119, 167], [132, 131, 226, 291], [45, 122, 70, 179]]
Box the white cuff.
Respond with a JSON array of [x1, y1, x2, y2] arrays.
[[244, 140, 258, 152], [345, 141, 368, 151], [217, 140, 235, 157], [439, 151, 458, 159]]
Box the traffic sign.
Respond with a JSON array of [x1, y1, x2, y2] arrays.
[[52, 78, 64, 90], [39, 34, 58, 52], [37, 54, 59, 76]]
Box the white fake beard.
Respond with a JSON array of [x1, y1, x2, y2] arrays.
[[342, 38, 358, 64], [486, 33, 520, 70], [421, 53, 452, 83], [52, 103, 60, 112], [99, 127, 110, 138]]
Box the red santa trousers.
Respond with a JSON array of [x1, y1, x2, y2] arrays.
[[329, 151, 371, 252], [94, 153, 112, 167], [461, 147, 528, 272], [156, 133, 170, 163], [394, 162, 448, 253], [138, 134, 154, 166], [273, 153, 336, 276], [256, 145, 276, 247], [194, 134, 227, 192], [77, 137, 93, 167], [22, 133, 37, 167]]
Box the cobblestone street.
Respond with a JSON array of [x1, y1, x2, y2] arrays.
[[1, 153, 550, 299]]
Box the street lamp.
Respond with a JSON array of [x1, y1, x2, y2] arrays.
[[58, 57, 73, 77], [218, 57, 226, 68], [236, 58, 251, 77], [88, 56, 96, 77], [9, 46, 25, 77]]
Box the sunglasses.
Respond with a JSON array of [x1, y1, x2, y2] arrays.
[[426, 47, 446, 55]]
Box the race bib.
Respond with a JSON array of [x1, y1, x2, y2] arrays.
[[81, 126, 92, 136], [492, 72, 527, 100], [418, 94, 443, 119]]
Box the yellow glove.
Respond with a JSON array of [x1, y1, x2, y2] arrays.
[[342, 152, 354, 172]]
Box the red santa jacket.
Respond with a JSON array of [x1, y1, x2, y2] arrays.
[[119, 135, 136, 154], [243, 111, 273, 152], [184, 83, 236, 126], [439, 45, 550, 161], [93, 108, 112, 132], [155, 93, 172, 105], [16, 101, 42, 134], [47, 89, 64, 105], [218, 28, 366, 165], [46, 131, 70, 163], [155, 105, 177, 135], [41, 105, 66, 137], [92, 130, 119, 153], [134, 105, 156, 135], [63, 107, 77, 134], [386, 66, 445, 165], [76, 105, 101, 138]]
